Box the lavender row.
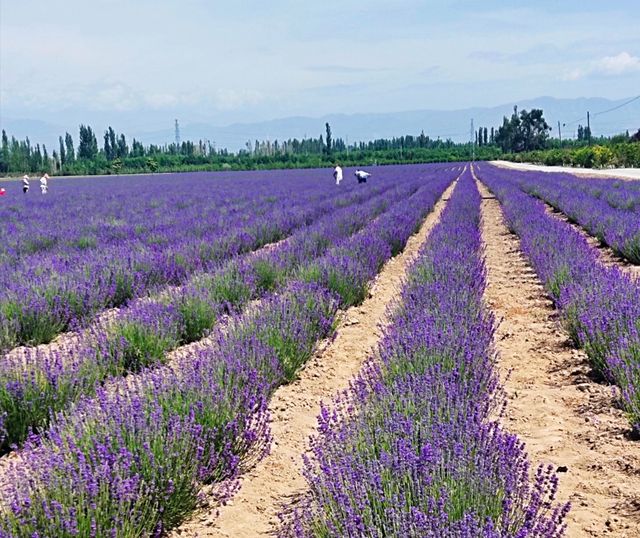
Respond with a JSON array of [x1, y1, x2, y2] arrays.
[[0, 176, 418, 453], [0, 167, 391, 352], [0, 176, 360, 349], [0, 169, 454, 537], [288, 168, 569, 537], [475, 165, 640, 434], [552, 173, 640, 212], [479, 164, 640, 264], [0, 163, 456, 350]]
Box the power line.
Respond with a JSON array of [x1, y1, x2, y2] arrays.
[[592, 94, 640, 117], [564, 115, 587, 127], [563, 95, 640, 127]]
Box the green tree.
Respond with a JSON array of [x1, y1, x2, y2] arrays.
[[117, 134, 128, 158], [418, 130, 427, 148], [519, 109, 550, 151], [65, 132, 75, 163], [324, 122, 332, 156], [43, 145, 51, 173], [103, 130, 113, 160], [78, 125, 98, 160], [0, 130, 9, 173], [495, 107, 550, 152], [108, 127, 117, 158], [58, 136, 66, 167], [30, 144, 43, 172]]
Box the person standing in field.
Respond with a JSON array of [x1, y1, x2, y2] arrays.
[[22, 175, 30, 194], [39, 173, 49, 194], [333, 164, 343, 186]]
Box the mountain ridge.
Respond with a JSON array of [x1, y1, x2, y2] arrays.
[[2, 96, 638, 152]]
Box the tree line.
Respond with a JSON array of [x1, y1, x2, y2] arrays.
[[1, 108, 637, 176], [0, 123, 501, 176]]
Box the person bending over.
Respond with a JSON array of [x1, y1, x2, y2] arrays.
[[355, 169, 371, 184]]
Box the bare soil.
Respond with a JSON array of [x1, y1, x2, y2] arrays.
[[169, 177, 460, 537], [477, 178, 640, 537]]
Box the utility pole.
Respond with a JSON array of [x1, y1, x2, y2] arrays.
[[174, 119, 181, 148], [586, 111, 591, 146], [557, 120, 562, 146]]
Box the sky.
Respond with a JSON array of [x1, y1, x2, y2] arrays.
[[1, 0, 639, 133]]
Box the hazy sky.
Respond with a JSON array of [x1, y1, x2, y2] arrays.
[[1, 0, 639, 129]]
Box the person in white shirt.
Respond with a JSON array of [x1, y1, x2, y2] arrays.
[[355, 169, 371, 184], [39, 173, 49, 194], [333, 164, 343, 186], [22, 175, 30, 194]]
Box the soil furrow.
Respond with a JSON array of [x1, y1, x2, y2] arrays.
[[169, 177, 460, 538], [476, 177, 640, 537]]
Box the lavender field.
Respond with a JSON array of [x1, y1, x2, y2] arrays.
[[1, 163, 639, 537]]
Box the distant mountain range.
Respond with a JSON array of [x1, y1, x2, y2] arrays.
[[2, 96, 638, 152]]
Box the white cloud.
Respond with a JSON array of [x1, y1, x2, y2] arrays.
[[563, 51, 640, 80], [596, 51, 640, 75], [562, 68, 585, 81]]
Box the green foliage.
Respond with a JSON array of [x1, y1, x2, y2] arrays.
[[250, 258, 283, 292], [111, 157, 123, 173], [495, 106, 551, 153], [102, 318, 180, 373], [78, 125, 99, 160], [0, 298, 67, 347], [324, 122, 332, 156], [504, 141, 640, 168], [175, 293, 220, 343], [196, 263, 254, 309], [146, 157, 159, 172], [73, 236, 97, 250]]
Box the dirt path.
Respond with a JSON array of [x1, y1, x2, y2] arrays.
[[476, 178, 640, 537], [169, 177, 460, 538], [491, 160, 640, 181]]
